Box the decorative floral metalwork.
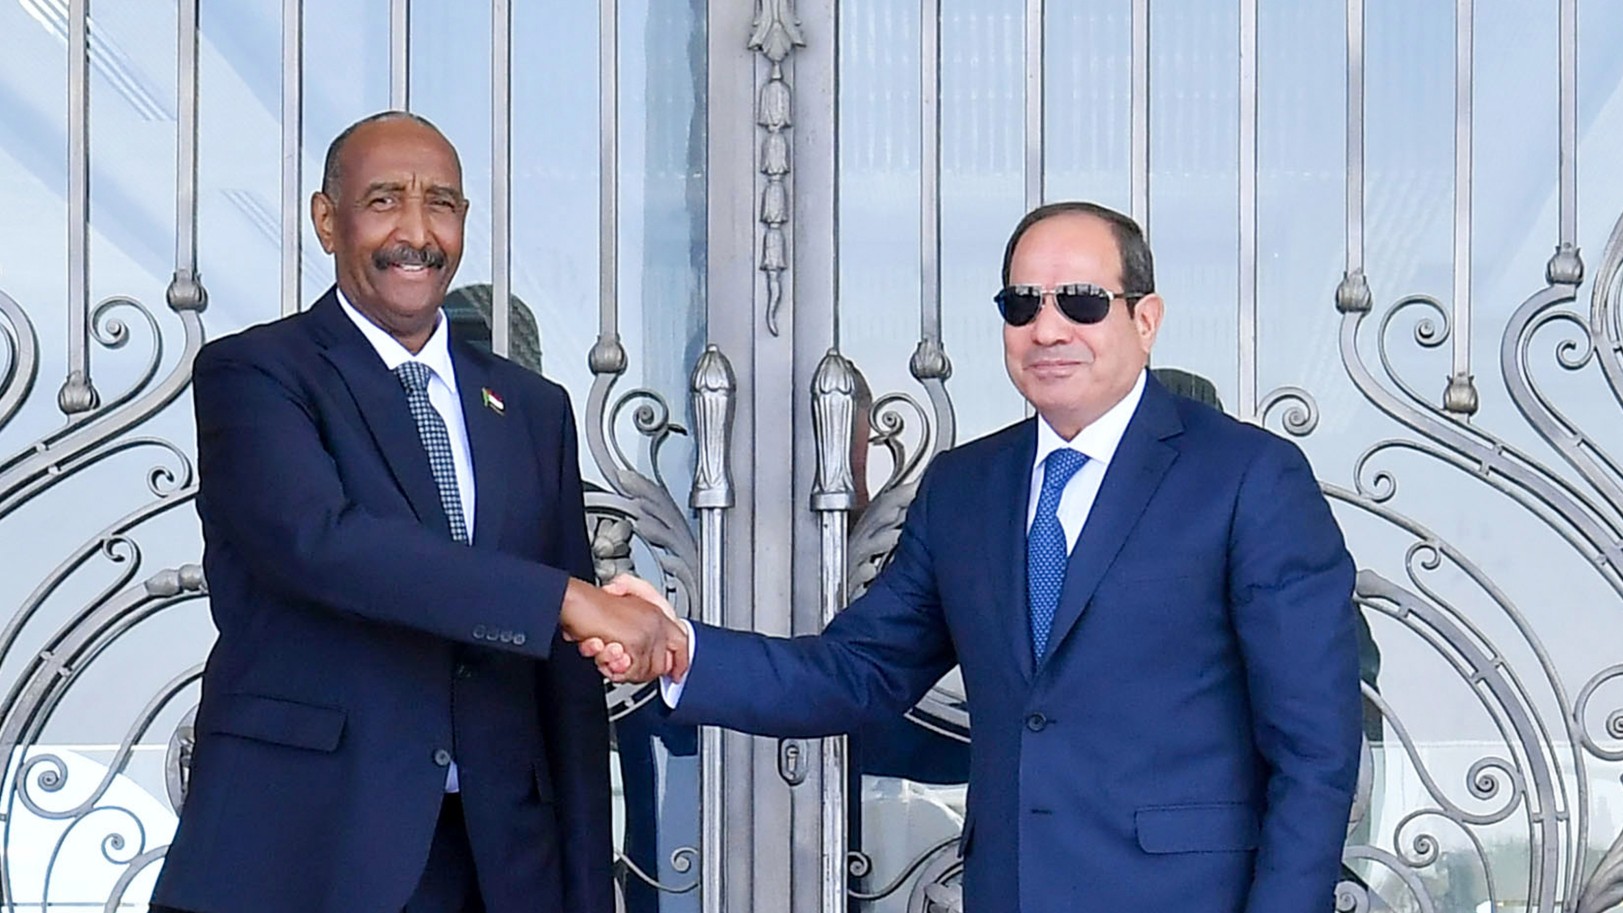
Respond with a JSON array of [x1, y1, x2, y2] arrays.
[[613, 845, 700, 911], [583, 333, 703, 723], [586, 335, 699, 606], [840, 343, 960, 747], [1309, 202, 1623, 911], [0, 552, 207, 909], [847, 835, 963, 912], [748, 0, 805, 335], [690, 344, 737, 512]]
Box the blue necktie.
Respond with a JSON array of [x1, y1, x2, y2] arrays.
[[394, 361, 470, 545], [1028, 448, 1088, 660]]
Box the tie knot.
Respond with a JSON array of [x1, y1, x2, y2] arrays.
[[1042, 448, 1088, 494], [393, 361, 433, 393]]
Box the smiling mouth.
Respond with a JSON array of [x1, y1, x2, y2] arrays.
[[1027, 359, 1084, 373]]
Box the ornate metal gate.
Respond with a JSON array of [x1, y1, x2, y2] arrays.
[[3, 2, 1623, 912]]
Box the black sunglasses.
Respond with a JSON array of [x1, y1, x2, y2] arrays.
[[994, 283, 1147, 327]]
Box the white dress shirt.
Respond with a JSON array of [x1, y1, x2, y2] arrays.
[[1026, 368, 1145, 548], [662, 370, 1151, 707], [337, 290, 474, 791]]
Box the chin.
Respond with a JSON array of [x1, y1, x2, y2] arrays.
[[378, 285, 448, 312]]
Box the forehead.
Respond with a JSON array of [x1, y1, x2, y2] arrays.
[[339, 119, 463, 192], [1008, 214, 1123, 284]]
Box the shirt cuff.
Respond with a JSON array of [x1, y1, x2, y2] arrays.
[[659, 618, 697, 708]]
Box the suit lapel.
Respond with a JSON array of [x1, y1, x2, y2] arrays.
[[984, 420, 1039, 685], [1039, 378, 1183, 668], [309, 289, 452, 538], [452, 343, 509, 548]]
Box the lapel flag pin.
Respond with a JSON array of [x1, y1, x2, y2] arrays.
[[481, 387, 505, 415]]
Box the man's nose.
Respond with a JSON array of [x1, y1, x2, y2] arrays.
[[1028, 292, 1073, 343], [393, 196, 431, 246]]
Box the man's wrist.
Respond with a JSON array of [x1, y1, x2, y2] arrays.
[[660, 620, 697, 707]]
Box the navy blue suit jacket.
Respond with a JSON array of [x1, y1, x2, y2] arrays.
[[671, 375, 1361, 912], [153, 290, 613, 913]]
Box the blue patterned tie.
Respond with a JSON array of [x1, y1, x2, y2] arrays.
[[394, 362, 470, 545], [1028, 448, 1088, 660]]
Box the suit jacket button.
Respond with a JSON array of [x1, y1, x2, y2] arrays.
[[512, 632, 526, 646], [1025, 712, 1048, 732], [499, 630, 514, 644], [432, 748, 453, 767], [472, 625, 487, 640]]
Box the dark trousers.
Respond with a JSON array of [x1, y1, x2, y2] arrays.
[[149, 793, 484, 913], [404, 793, 485, 913]]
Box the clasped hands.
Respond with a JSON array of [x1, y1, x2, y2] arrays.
[[559, 575, 685, 684]]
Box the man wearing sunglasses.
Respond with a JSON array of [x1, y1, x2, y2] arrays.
[[593, 201, 1362, 912]]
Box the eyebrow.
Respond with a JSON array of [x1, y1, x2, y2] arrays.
[[357, 181, 464, 200]]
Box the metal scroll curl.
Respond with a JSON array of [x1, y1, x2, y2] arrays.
[[0, 564, 207, 912]]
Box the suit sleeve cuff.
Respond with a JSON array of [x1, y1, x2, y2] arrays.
[[659, 618, 697, 708]]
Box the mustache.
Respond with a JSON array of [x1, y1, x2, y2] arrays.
[[372, 244, 448, 270]]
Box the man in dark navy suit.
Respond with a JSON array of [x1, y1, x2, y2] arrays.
[[600, 202, 1363, 912], [151, 111, 684, 913]]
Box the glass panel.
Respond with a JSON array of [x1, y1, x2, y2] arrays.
[[1143, 2, 1240, 407], [1043, 0, 1132, 211]]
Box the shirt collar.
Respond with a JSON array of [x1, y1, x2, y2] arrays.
[[335, 288, 458, 393], [1032, 368, 1147, 471]]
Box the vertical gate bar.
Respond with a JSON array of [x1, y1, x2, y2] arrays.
[[702, 527, 725, 913], [691, 345, 735, 913], [809, 350, 856, 913], [1554, 0, 1579, 281], [1452, 0, 1472, 374], [1346, 0, 1363, 278], [700, 534, 727, 913], [1336, 0, 1370, 317], [391, 0, 410, 110], [60, 0, 95, 415], [818, 512, 848, 913], [599, 0, 619, 345], [1130, 0, 1150, 236], [1238, 0, 1257, 420], [1024, 0, 1044, 210], [1445, 0, 1476, 415], [815, 28, 861, 908], [173, 0, 204, 312], [176, 0, 199, 277], [920, 0, 942, 352], [492, 0, 512, 358], [281, 0, 304, 316], [912, 0, 958, 469]]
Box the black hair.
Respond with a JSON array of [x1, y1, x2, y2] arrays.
[[999, 201, 1155, 300]]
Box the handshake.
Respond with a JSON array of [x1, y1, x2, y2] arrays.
[[558, 575, 687, 684]]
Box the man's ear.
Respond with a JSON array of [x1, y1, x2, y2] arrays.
[[310, 191, 337, 255], [1133, 293, 1164, 353]]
